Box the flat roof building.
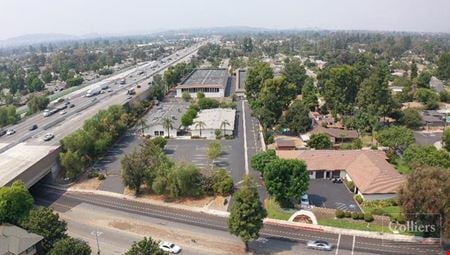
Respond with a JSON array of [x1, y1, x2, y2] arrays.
[[175, 69, 228, 98], [189, 108, 236, 139], [143, 100, 189, 138]]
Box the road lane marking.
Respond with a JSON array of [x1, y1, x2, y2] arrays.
[[242, 100, 249, 175], [351, 235, 355, 255], [335, 233, 341, 255]]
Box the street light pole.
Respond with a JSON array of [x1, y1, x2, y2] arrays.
[[95, 229, 101, 255]]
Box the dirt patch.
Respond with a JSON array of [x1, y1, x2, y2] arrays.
[[71, 174, 102, 190], [207, 196, 230, 211], [124, 187, 214, 208]]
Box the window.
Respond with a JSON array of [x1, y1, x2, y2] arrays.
[[154, 131, 159, 136]]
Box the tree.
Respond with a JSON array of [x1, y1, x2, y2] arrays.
[[282, 58, 307, 93], [301, 78, 319, 111], [376, 126, 415, 152], [27, 95, 50, 114], [415, 88, 439, 110], [21, 207, 67, 252], [136, 118, 149, 136], [125, 237, 167, 255], [242, 37, 253, 53], [59, 150, 85, 180], [0, 181, 34, 224], [220, 120, 231, 137], [264, 159, 309, 207], [151, 136, 167, 149], [281, 100, 311, 134], [212, 169, 234, 196], [307, 133, 332, 149], [228, 176, 266, 251], [250, 149, 278, 175], [181, 91, 191, 102], [198, 97, 219, 109], [443, 128, 450, 152], [41, 69, 53, 83], [398, 166, 450, 238], [399, 108, 422, 129], [167, 164, 203, 198], [245, 61, 273, 100], [197, 91, 205, 99], [415, 71, 432, 88], [410, 60, 418, 80], [162, 117, 174, 138], [207, 141, 222, 166], [437, 52, 450, 81], [121, 149, 147, 195], [194, 120, 206, 137], [403, 144, 450, 168], [49, 237, 91, 255]]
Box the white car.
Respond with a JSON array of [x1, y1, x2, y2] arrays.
[[300, 194, 310, 207], [60, 110, 66, 115], [307, 240, 332, 251], [6, 129, 15, 135], [43, 133, 54, 141], [159, 242, 181, 254]]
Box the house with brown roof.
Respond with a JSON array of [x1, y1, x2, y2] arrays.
[[276, 150, 406, 201], [310, 126, 359, 144]]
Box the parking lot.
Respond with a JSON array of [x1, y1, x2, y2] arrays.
[[307, 179, 360, 212]]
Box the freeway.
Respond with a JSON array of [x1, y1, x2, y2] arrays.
[[32, 186, 443, 255], [0, 41, 204, 151]]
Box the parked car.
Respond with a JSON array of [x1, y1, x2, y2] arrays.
[[300, 194, 310, 207], [43, 133, 54, 141], [307, 240, 332, 251], [29, 124, 38, 131], [332, 177, 343, 183], [6, 129, 15, 135], [159, 242, 181, 254]]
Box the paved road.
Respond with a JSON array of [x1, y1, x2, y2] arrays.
[[32, 186, 443, 255]]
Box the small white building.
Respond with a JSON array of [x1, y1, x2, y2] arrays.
[[190, 108, 236, 139], [143, 100, 189, 138], [175, 69, 228, 98]]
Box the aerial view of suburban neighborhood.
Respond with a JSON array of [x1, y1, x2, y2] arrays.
[[0, 1, 449, 254]]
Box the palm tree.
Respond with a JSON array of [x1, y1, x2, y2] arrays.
[[220, 120, 231, 137], [136, 118, 149, 136], [194, 120, 206, 137], [162, 117, 174, 138]]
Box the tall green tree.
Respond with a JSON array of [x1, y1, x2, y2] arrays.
[[263, 159, 309, 208], [282, 58, 307, 93], [21, 207, 67, 252], [301, 78, 319, 111], [376, 126, 415, 152], [443, 128, 450, 152], [245, 61, 273, 100], [0, 181, 34, 224], [250, 149, 278, 175], [399, 108, 422, 129], [410, 60, 418, 80], [403, 144, 450, 168], [121, 148, 147, 195], [228, 176, 266, 251], [207, 141, 222, 166], [27, 95, 50, 114], [125, 237, 167, 255], [281, 100, 312, 134], [162, 117, 173, 138], [167, 164, 203, 198], [49, 237, 91, 255], [436, 52, 450, 81], [307, 133, 332, 149]]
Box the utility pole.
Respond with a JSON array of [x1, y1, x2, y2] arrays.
[[95, 229, 101, 255]]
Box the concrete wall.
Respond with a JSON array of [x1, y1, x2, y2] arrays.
[[145, 124, 178, 138], [361, 193, 397, 201]]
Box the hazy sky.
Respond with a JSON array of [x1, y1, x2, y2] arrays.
[[1, 0, 450, 40]]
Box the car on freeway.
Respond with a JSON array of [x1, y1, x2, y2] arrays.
[[306, 240, 333, 251], [107, 88, 113, 92], [6, 129, 15, 135], [159, 242, 181, 254], [60, 110, 67, 115], [0, 129, 6, 137], [29, 124, 38, 131], [69, 104, 75, 108], [43, 133, 54, 141], [65, 101, 71, 105]]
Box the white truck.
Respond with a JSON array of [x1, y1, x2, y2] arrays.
[[85, 86, 101, 97]]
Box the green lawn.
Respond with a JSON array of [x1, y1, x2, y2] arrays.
[[362, 205, 401, 216], [393, 158, 412, 175], [318, 218, 388, 233], [265, 199, 294, 221]]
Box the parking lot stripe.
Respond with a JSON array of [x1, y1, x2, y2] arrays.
[[351, 235, 355, 255], [335, 233, 341, 255]]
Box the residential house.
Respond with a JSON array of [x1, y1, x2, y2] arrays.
[[0, 224, 43, 255]]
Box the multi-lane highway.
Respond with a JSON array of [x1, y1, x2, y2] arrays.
[[33, 186, 443, 255]]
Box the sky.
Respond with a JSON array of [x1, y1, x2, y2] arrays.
[[1, 0, 450, 40]]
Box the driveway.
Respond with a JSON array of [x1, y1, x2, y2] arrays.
[[307, 179, 360, 212]]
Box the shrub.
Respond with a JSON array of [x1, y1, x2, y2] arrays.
[[87, 172, 99, 179], [371, 208, 385, 215], [344, 211, 352, 218], [351, 212, 360, 220], [390, 213, 406, 224], [354, 194, 363, 204], [97, 173, 105, 180], [335, 210, 345, 218], [344, 180, 355, 192], [364, 213, 374, 222], [212, 169, 234, 196]]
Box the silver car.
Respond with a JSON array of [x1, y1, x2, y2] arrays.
[[307, 240, 332, 251], [43, 133, 55, 141]]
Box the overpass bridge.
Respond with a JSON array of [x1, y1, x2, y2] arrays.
[[0, 42, 204, 188]]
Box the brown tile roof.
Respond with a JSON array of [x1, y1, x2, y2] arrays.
[[312, 126, 359, 139], [275, 139, 296, 148], [276, 150, 405, 194]]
